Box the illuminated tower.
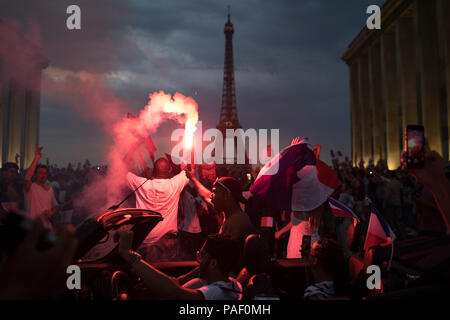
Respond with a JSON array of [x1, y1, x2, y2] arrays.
[[217, 8, 242, 134], [214, 9, 251, 177]]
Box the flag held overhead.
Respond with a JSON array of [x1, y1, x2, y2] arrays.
[[250, 139, 340, 211]]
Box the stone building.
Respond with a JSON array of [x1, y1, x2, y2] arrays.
[[343, 0, 450, 169], [0, 21, 48, 170]]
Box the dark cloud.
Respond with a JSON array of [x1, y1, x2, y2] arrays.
[[0, 0, 385, 165]]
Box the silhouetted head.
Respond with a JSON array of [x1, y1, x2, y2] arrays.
[[211, 177, 246, 212], [308, 237, 345, 276], [153, 158, 171, 179], [243, 234, 271, 274], [1, 163, 19, 183], [197, 234, 240, 279]]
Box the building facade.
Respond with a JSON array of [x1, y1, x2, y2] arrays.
[[343, 0, 450, 169], [0, 21, 48, 170]]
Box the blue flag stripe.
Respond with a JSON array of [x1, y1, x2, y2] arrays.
[[328, 197, 359, 222], [371, 204, 392, 238]]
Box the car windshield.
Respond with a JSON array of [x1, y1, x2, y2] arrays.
[[75, 208, 163, 262], [82, 224, 133, 261]]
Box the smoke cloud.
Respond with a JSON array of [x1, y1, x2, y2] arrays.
[[44, 70, 200, 219], [0, 9, 201, 221], [0, 19, 47, 91]]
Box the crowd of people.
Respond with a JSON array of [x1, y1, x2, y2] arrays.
[[0, 139, 449, 300], [332, 157, 447, 236], [0, 151, 107, 227]]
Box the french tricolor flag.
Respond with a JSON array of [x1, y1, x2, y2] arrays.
[[328, 197, 360, 225], [250, 139, 340, 211], [364, 204, 396, 251]]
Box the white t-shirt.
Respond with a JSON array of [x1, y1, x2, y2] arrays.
[[287, 212, 320, 259], [25, 183, 58, 220], [183, 277, 243, 300], [126, 171, 189, 244]]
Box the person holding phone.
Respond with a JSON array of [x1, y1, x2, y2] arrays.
[[401, 150, 450, 232], [405, 125, 426, 168]]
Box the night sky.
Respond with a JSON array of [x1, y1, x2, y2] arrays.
[[1, 0, 385, 167]]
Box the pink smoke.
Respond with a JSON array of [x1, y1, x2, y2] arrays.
[[0, 19, 47, 88], [1, 18, 200, 219], [66, 88, 199, 217], [43, 69, 127, 134]]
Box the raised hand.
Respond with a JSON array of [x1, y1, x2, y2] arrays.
[[115, 230, 134, 261], [185, 165, 196, 179], [35, 146, 43, 159], [402, 150, 450, 231], [313, 144, 321, 159], [401, 150, 446, 189], [291, 137, 301, 146]]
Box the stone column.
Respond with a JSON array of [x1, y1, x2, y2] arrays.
[[438, 0, 450, 160], [350, 61, 362, 166], [369, 42, 386, 165], [22, 67, 42, 169], [415, 0, 444, 155], [358, 52, 373, 166], [0, 58, 4, 166], [396, 17, 419, 134], [381, 31, 401, 170], [5, 78, 26, 167]]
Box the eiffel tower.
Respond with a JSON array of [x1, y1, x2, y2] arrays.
[[217, 7, 242, 134], [215, 8, 251, 178]]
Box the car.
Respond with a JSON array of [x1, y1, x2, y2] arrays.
[[66, 208, 163, 299]]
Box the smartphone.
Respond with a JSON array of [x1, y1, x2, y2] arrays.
[[301, 235, 312, 258], [405, 125, 425, 168]]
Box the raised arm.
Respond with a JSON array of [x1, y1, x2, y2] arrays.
[[185, 166, 213, 207], [25, 147, 43, 193], [274, 221, 292, 239], [177, 266, 201, 285], [117, 231, 203, 300], [402, 151, 450, 231]]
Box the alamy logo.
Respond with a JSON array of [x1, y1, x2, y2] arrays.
[[170, 121, 280, 174], [366, 265, 381, 290], [366, 5, 381, 30], [66, 5, 81, 30], [66, 265, 81, 290]]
